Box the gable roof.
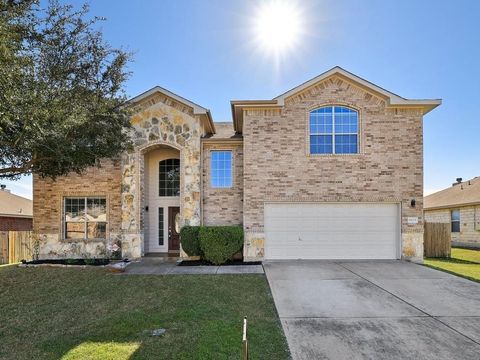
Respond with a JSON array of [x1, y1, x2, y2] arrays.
[[128, 86, 216, 134], [0, 190, 32, 218], [424, 177, 480, 210], [231, 66, 442, 132]]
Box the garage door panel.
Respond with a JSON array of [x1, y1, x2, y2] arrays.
[[266, 246, 396, 260], [265, 203, 399, 260], [315, 218, 394, 232], [267, 218, 318, 231]]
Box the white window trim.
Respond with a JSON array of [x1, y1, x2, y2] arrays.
[[306, 104, 362, 156], [63, 196, 108, 240], [210, 149, 234, 189], [158, 158, 181, 197], [451, 209, 460, 233]]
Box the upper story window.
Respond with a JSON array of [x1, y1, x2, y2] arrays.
[[211, 150, 233, 188], [159, 158, 180, 196], [451, 209, 460, 233], [64, 197, 106, 239], [309, 106, 359, 154]]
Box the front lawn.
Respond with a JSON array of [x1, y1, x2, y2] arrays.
[[424, 247, 480, 282], [0, 266, 290, 360]]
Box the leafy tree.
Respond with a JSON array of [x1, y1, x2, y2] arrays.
[[0, 0, 132, 179]]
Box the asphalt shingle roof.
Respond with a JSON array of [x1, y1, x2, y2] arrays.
[[424, 177, 480, 210], [0, 190, 33, 217]]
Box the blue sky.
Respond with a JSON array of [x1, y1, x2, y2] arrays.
[[5, 0, 480, 198]]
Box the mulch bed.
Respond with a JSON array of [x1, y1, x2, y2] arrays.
[[22, 258, 111, 266], [178, 259, 262, 267]]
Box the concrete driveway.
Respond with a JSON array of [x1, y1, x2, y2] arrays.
[[264, 260, 480, 360]]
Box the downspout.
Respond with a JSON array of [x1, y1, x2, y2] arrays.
[[200, 135, 204, 226]]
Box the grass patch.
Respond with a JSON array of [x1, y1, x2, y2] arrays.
[[449, 247, 480, 264], [0, 266, 290, 359], [424, 247, 480, 282]]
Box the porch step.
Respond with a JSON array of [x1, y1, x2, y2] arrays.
[[144, 252, 179, 261]]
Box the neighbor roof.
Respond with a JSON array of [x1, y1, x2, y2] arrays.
[[128, 86, 216, 134], [201, 122, 242, 142], [424, 177, 480, 210], [0, 190, 33, 218], [231, 66, 442, 133]]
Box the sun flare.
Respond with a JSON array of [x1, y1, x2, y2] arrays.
[[253, 0, 304, 56]]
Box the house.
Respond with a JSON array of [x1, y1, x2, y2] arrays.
[[33, 66, 441, 262], [424, 177, 480, 248], [0, 185, 33, 231]]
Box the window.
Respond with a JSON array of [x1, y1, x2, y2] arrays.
[[451, 210, 460, 233], [211, 150, 232, 188], [159, 158, 180, 196], [309, 106, 358, 154], [158, 207, 164, 245], [64, 197, 106, 239]]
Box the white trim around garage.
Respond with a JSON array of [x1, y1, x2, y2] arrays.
[[264, 202, 401, 260]]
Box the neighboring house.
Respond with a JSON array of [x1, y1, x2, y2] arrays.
[[33, 66, 441, 262], [0, 185, 33, 231], [424, 177, 480, 248]]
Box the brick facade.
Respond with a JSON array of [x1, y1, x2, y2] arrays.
[[242, 75, 425, 261], [202, 142, 243, 226], [425, 206, 480, 247], [33, 159, 122, 258], [0, 216, 32, 231], [32, 69, 437, 261]]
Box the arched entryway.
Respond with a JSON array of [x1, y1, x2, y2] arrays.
[[144, 145, 181, 255]]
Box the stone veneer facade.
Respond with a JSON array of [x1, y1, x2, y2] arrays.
[[34, 92, 206, 259], [424, 206, 480, 247], [119, 93, 205, 258], [33, 68, 438, 262], [242, 75, 425, 261]]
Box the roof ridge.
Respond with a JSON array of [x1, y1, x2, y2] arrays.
[[0, 190, 32, 201]]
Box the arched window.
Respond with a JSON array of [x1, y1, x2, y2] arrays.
[[309, 106, 358, 154], [159, 158, 180, 196]]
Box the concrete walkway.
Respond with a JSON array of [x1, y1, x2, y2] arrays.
[[264, 260, 480, 360], [123, 257, 264, 275]]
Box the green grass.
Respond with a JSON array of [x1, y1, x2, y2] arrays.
[[0, 266, 290, 360], [449, 247, 480, 264], [424, 247, 480, 282]]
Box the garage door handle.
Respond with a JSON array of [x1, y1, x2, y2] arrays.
[[298, 237, 302, 241]]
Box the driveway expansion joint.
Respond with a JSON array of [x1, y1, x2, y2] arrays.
[[335, 261, 480, 347], [265, 260, 480, 359]]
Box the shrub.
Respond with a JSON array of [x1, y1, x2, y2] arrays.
[[199, 226, 244, 265], [180, 226, 202, 256]]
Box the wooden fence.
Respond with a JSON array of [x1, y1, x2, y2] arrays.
[[424, 222, 451, 258], [0, 231, 34, 264]]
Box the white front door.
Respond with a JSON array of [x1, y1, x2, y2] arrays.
[[144, 147, 180, 253], [264, 202, 400, 260]]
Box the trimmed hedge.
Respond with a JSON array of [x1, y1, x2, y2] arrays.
[[179, 226, 202, 256], [199, 226, 244, 265]]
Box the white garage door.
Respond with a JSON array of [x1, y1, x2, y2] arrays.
[[264, 203, 399, 260]]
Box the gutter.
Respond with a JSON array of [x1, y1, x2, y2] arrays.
[[0, 214, 33, 219], [424, 202, 480, 211]]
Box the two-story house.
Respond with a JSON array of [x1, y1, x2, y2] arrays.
[[33, 67, 441, 262]]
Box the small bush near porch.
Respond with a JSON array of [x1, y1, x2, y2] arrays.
[[180, 225, 244, 265], [0, 266, 289, 359]]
